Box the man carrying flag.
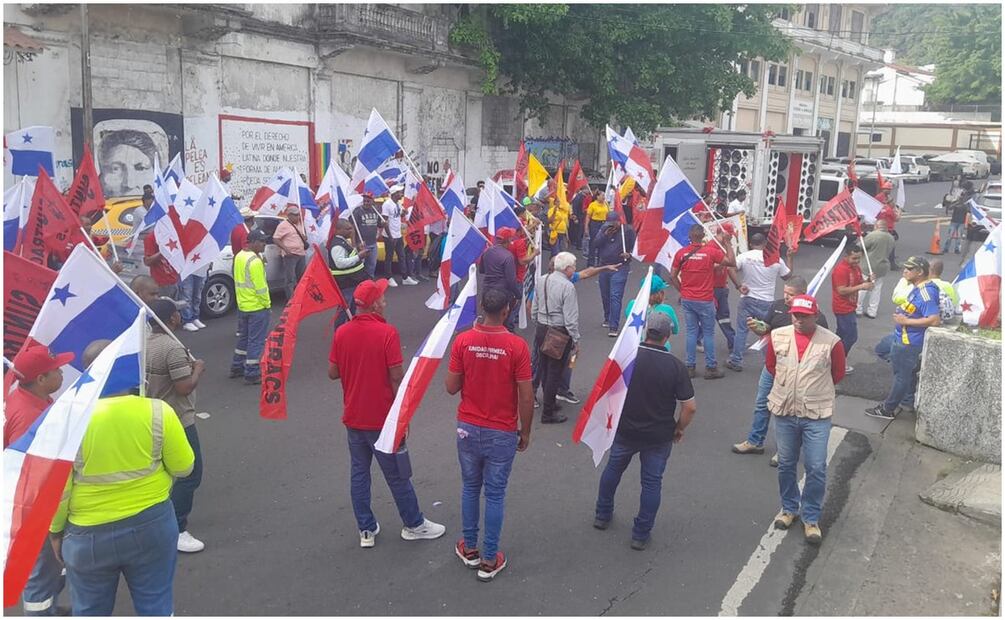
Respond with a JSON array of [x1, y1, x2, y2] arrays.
[[590, 311, 696, 550], [327, 279, 446, 548], [446, 288, 533, 581]]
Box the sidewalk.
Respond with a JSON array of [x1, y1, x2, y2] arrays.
[[796, 396, 1001, 616]]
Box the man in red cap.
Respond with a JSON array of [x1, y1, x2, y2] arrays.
[[479, 228, 522, 332], [328, 279, 446, 548], [4, 343, 74, 615], [764, 294, 845, 545]]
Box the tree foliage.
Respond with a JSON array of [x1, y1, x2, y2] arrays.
[[870, 5, 1000, 105], [450, 4, 790, 132]]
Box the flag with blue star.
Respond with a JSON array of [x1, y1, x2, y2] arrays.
[[5, 125, 55, 176]]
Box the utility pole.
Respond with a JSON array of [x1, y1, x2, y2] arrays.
[[867, 74, 879, 158], [80, 4, 93, 150]]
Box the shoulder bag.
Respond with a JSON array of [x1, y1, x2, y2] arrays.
[[539, 274, 571, 360]]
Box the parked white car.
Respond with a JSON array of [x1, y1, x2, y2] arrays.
[[899, 155, 931, 183], [978, 181, 1002, 220], [930, 152, 991, 179]]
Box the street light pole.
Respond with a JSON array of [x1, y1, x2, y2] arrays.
[[80, 4, 93, 150], [867, 74, 878, 158]]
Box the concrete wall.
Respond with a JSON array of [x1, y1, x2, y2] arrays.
[[3, 4, 598, 196], [915, 327, 1002, 464]]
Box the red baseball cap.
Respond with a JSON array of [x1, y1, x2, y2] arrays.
[[12, 344, 74, 383], [354, 279, 389, 307], [788, 294, 819, 315], [495, 227, 517, 242]]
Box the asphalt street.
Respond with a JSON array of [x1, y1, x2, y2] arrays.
[[38, 179, 990, 615]]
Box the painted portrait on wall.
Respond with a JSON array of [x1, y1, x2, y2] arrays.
[[70, 108, 183, 198]]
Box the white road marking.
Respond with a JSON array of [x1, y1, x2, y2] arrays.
[[718, 426, 848, 616]]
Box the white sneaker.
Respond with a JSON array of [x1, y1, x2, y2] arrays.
[[182, 322, 199, 332], [193, 319, 207, 329], [402, 277, 419, 286], [387, 279, 399, 288], [401, 518, 446, 541], [845, 365, 854, 374], [177, 530, 205, 553], [360, 522, 380, 548]]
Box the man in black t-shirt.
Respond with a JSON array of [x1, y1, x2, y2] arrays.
[[731, 276, 827, 462], [941, 196, 970, 255], [593, 312, 697, 550], [351, 195, 384, 278]]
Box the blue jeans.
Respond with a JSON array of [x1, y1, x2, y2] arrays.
[[834, 312, 858, 357], [883, 341, 923, 412], [178, 274, 205, 323], [22, 538, 65, 615], [775, 416, 831, 524], [170, 424, 202, 533], [747, 366, 776, 446], [941, 222, 965, 253], [599, 267, 629, 330], [682, 299, 717, 368], [730, 297, 772, 366], [875, 334, 895, 362], [456, 422, 518, 562], [231, 309, 270, 380], [346, 429, 424, 532], [363, 243, 378, 278], [595, 439, 674, 542], [62, 500, 178, 616], [333, 286, 357, 331], [696, 288, 736, 352]]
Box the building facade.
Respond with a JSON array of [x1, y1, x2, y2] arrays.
[[720, 4, 885, 158], [3, 4, 602, 197]]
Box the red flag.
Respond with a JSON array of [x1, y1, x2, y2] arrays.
[[803, 188, 860, 242], [847, 161, 858, 188], [17, 168, 86, 265], [405, 183, 446, 252], [260, 250, 348, 420], [566, 160, 589, 203], [66, 145, 106, 220], [514, 141, 529, 201], [764, 197, 788, 267], [3, 252, 58, 358]]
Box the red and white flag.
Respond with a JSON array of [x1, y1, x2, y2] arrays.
[[573, 267, 654, 465], [376, 264, 479, 454]]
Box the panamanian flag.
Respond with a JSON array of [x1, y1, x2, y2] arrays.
[[606, 125, 654, 194], [574, 267, 655, 465], [426, 210, 488, 310], [633, 154, 707, 270], [5, 126, 55, 177], [178, 175, 244, 279], [350, 108, 404, 192], [376, 264, 479, 454], [439, 170, 467, 218], [954, 224, 1001, 328]]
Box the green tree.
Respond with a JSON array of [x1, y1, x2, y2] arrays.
[[450, 4, 790, 132], [870, 5, 1000, 104]]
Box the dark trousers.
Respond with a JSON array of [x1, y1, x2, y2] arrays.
[[384, 237, 408, 278], [533, 323, 572, 418], [170, 424, 202, 533], [834, 312, 858, 357]]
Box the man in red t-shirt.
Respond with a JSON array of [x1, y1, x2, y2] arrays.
[[830, 244, 874, 373], [4, 343, 74, 615], [670, 224, 735, 379], [143, 231, 180, 299], [445, 288, 533, 582], [328, 279, 445, 549], [230, 208, 256, 254]]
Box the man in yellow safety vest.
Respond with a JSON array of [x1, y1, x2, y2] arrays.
[[230, 229, 271, 385]]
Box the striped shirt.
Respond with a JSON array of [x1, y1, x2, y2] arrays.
[[145, 332, 196, 427]]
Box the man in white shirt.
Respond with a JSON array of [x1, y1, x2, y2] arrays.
[[382, 185, 414, 287], [726, 233, 793, 371]]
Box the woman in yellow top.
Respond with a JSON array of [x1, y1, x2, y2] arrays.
[[547, 195, 571, 253], [586, 190, 610, 263]]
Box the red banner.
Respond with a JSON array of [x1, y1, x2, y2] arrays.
[[566, 160, 589, 203], [405, 183, 446, 252], [764, 197, 788, 267], [66, 145, 106, 220], [260, 250, 347, 420], [3, 251, 58, 358], [514, 141, 528, 201], [17, 169, 86, 266], [803, 188, 860, 242]]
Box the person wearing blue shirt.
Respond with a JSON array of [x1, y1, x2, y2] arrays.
[[865, 256, 941, 420], [591, 213, 637, 338]]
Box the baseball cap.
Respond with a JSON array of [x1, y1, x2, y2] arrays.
[[521, 196, 533, 207], [12, 344, 74, 383], [788, 294, 819, 315], [605, 212, 621, 224], [903, 256, 930, 272], [389, 184, 404, 194], [354, 279, 389, 307], [645, 311, 675, 339], [247, 229, 269, 244], [495, 227, 517, 242], [148, 298, 181, 326], [650, 275, 668, 294]]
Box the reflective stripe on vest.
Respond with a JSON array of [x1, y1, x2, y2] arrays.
[[235, 253, 268, 295], [73, 400, 165, 484], [329, 238, 365, 277]]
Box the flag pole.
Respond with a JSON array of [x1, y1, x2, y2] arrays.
[[857, 229, 874, 277], [102, 214, 119, 262]]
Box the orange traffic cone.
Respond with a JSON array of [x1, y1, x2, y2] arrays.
[[926, 219, 943, 255]]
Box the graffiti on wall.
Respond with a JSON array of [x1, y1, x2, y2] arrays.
[[70, 108, 184, 198], [525, 138, 580, 169]]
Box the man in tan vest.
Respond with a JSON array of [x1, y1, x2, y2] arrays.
[[764, 294, 846, 544]]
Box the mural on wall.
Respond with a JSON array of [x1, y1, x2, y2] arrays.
[[525, 138, 580, 169], [219, 114, 314, 203], [70, 108, 184, 198]]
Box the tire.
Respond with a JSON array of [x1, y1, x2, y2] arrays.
[[201, 274, 235, 319]]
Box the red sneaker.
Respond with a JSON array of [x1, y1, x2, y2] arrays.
[[455, 540, 480, 568], [477, 552, 507, 582]]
